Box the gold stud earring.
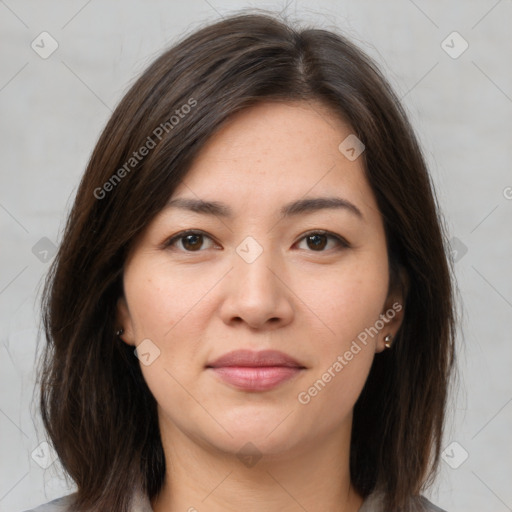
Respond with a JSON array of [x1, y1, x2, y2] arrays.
[[384, 334, 393, 349]]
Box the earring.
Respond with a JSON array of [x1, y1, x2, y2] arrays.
[[116, 328, 124, 337], [384, 334, 393, 349]]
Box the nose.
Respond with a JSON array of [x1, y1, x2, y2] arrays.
[[219, 245, 294, 330]]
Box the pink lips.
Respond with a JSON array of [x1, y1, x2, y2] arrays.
[[206, 349, 305, 391]]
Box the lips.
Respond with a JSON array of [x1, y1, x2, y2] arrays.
[[205, 350, 306, 392], [206, 349, 305, 369]]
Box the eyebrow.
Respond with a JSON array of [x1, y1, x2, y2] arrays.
[[166, 196, 363, 220]]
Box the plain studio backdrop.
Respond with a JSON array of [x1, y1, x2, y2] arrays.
[[0, 1, 511, 511]]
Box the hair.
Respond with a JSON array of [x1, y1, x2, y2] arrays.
[[37, 11, 456, 512]]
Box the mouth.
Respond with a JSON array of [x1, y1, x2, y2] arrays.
[[205, 349, 306, 392]]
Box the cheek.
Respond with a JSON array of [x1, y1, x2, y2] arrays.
[[123, 259, 218, 339], [298, 252, 389, 346], [290, 250, 388, 410], [124, 260, 212, 420], [123, 259, 221, 398], [294, 263, 386, 420]]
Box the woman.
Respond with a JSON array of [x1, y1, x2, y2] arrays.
[[27, 11, 456, 512]]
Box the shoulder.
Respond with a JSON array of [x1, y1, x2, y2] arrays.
[[20, 487, 152, 512], [20, 493, 77, 512], [360, 489, 447, 512], [415, 495, 447, 512]]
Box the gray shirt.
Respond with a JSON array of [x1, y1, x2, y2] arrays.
[[22, 488, 447, 512]]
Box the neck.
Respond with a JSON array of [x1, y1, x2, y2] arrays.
[[151, 414, 364, 512]]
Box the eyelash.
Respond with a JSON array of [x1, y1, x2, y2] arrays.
[[163, 229, 350, 253]]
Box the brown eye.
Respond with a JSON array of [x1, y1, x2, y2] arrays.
[[165, 230, 216, 252], [181, 233, 204, 251], [296, 231, 349, 252], [306, 234, 328, 251]]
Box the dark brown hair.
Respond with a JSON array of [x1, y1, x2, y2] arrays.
[[38, 11, 456, 512]]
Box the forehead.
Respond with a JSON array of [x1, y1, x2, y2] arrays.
[[170, 100, 379, 220]]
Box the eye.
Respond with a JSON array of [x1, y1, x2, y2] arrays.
[[164, 230, 218, 252], [163, 229, 349, 253], [295, 230, 349, 252]]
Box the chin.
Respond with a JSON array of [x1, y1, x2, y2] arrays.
[[201, 407, 306, 457], [208, 429, 302, 461]]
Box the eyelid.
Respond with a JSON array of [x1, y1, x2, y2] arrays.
[[295, 229, 350, 250], [162, 229, 219, 251], [162, 229, 350, 252]]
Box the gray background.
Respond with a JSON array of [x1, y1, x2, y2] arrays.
[[1, 1, 511, 511]]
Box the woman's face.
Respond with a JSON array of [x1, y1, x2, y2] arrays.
[[117, 100, 404, 458]]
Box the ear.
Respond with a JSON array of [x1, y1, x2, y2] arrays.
[[375, 266, 408, 353], [116, 296, 136, 346]]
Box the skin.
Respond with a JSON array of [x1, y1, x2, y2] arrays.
[[117, 100, 405, 512]]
